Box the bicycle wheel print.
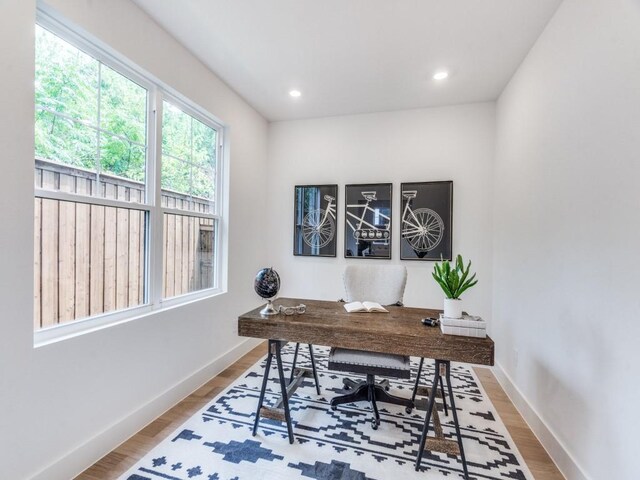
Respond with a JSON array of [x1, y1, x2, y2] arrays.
[[402, 208, 444, 252], [302, 209, 336, 248]]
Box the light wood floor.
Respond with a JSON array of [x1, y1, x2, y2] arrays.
[[76, 343, 565, 480]]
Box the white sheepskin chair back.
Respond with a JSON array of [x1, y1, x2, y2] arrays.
[[343, 265, 407, 306]]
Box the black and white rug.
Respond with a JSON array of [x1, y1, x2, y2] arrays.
[[121, 345, 532, 480]]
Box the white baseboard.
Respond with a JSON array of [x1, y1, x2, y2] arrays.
[[493, 362, 591, 480], [30, 337, 264, 480]]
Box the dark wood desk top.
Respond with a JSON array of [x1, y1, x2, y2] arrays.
[[238, 298, 494, 366]]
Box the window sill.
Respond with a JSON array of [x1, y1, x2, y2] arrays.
[[33, 287, 226, 348]]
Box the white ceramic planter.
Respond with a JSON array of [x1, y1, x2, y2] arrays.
[[443, 298, 463, 319]]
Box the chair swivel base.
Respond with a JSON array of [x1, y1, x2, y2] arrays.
[[330, 374, 413, 430], [341, 377, 390, 392]]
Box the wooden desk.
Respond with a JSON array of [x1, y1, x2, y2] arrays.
[[239, 298, 494, 364], [238, 298, 495, 479]]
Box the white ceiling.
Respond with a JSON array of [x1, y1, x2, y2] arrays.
[[132, 0, 562, 121]]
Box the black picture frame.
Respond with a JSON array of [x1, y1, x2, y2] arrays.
[[399, 181, 453, 261], [293, 184, 338, 257], [344, 183, 392, 259]]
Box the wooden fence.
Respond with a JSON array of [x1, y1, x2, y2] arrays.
[[34, 159, 214, 330]]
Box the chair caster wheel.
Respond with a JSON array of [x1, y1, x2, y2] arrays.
[[384, 386, 390, 391], [405, 407, 413, 414], [371, 419, 379, 430]]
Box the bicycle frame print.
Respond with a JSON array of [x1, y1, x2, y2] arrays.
[[293, 184, 338, 257], [400, 181, 453, 261], [344, 183, 392, 259]]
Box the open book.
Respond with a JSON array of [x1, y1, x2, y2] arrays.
[[343, 301, 388, 313]]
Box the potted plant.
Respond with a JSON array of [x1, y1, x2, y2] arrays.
[[432, 254, 478, 319]]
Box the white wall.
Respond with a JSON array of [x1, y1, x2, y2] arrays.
[[267, 103, 495, 319], [3, 0, 637, 478], [0, 1, 268, 478], [493, 0, 640, 479]]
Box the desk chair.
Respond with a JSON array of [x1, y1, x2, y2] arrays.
[[328, 265, 414, 429]]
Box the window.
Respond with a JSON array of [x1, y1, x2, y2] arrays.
[[34, 13, 225, 338], [161, 101, 219, 298], [35, 27, 148, 191]]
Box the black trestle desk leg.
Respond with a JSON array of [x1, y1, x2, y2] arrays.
[[445, 361, 469, 479], [410, 358, 448, 416], [275, 340, 295, 444], [410, 357, 425, 406], [289, 343, 300, 384], [415, 359, 441, 471], [308, 344, 321, 395], [440, 374, 449, 416], [253, 342, 273, 436]]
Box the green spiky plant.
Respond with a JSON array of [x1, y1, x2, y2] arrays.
[[432, 255, 478, 299]]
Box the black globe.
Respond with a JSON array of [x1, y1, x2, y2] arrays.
[[254, 268, 280, 300]]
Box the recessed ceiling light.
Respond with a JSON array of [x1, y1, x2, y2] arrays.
[[433, 71, 449, 80], [289, 90, 302, 97]]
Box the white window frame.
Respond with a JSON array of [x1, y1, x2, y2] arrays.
[[34, 6, 228, 346], [158, 93, 224, 301]]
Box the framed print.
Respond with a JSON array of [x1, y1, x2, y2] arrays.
[[293, 184, 338, 257], [400, 181, 453, 260], [344, 183, 392, 259]]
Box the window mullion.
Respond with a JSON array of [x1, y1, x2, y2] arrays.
[[35, 189, 148, 211], [215, 132, 225, 289], [148, 89, 164, 308], [160, 206, 218, 220], [216, 132, 224, 216], [189, 116, 194, 209], [96, 62, 102, 194]]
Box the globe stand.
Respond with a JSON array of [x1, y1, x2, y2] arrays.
[[260, 299, 278, 316], [254, 267, 280, 316]]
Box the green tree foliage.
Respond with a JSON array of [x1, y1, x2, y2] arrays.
[[162, 101, 216, 199], [35, 26, 98, 169], [35, 26, 216, 199], [99, 64, 146, 181]]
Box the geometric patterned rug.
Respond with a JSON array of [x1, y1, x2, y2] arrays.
[[120, 344, 533, 480]]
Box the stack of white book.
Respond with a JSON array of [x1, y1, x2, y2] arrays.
[[440, 313, 487, 338]]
